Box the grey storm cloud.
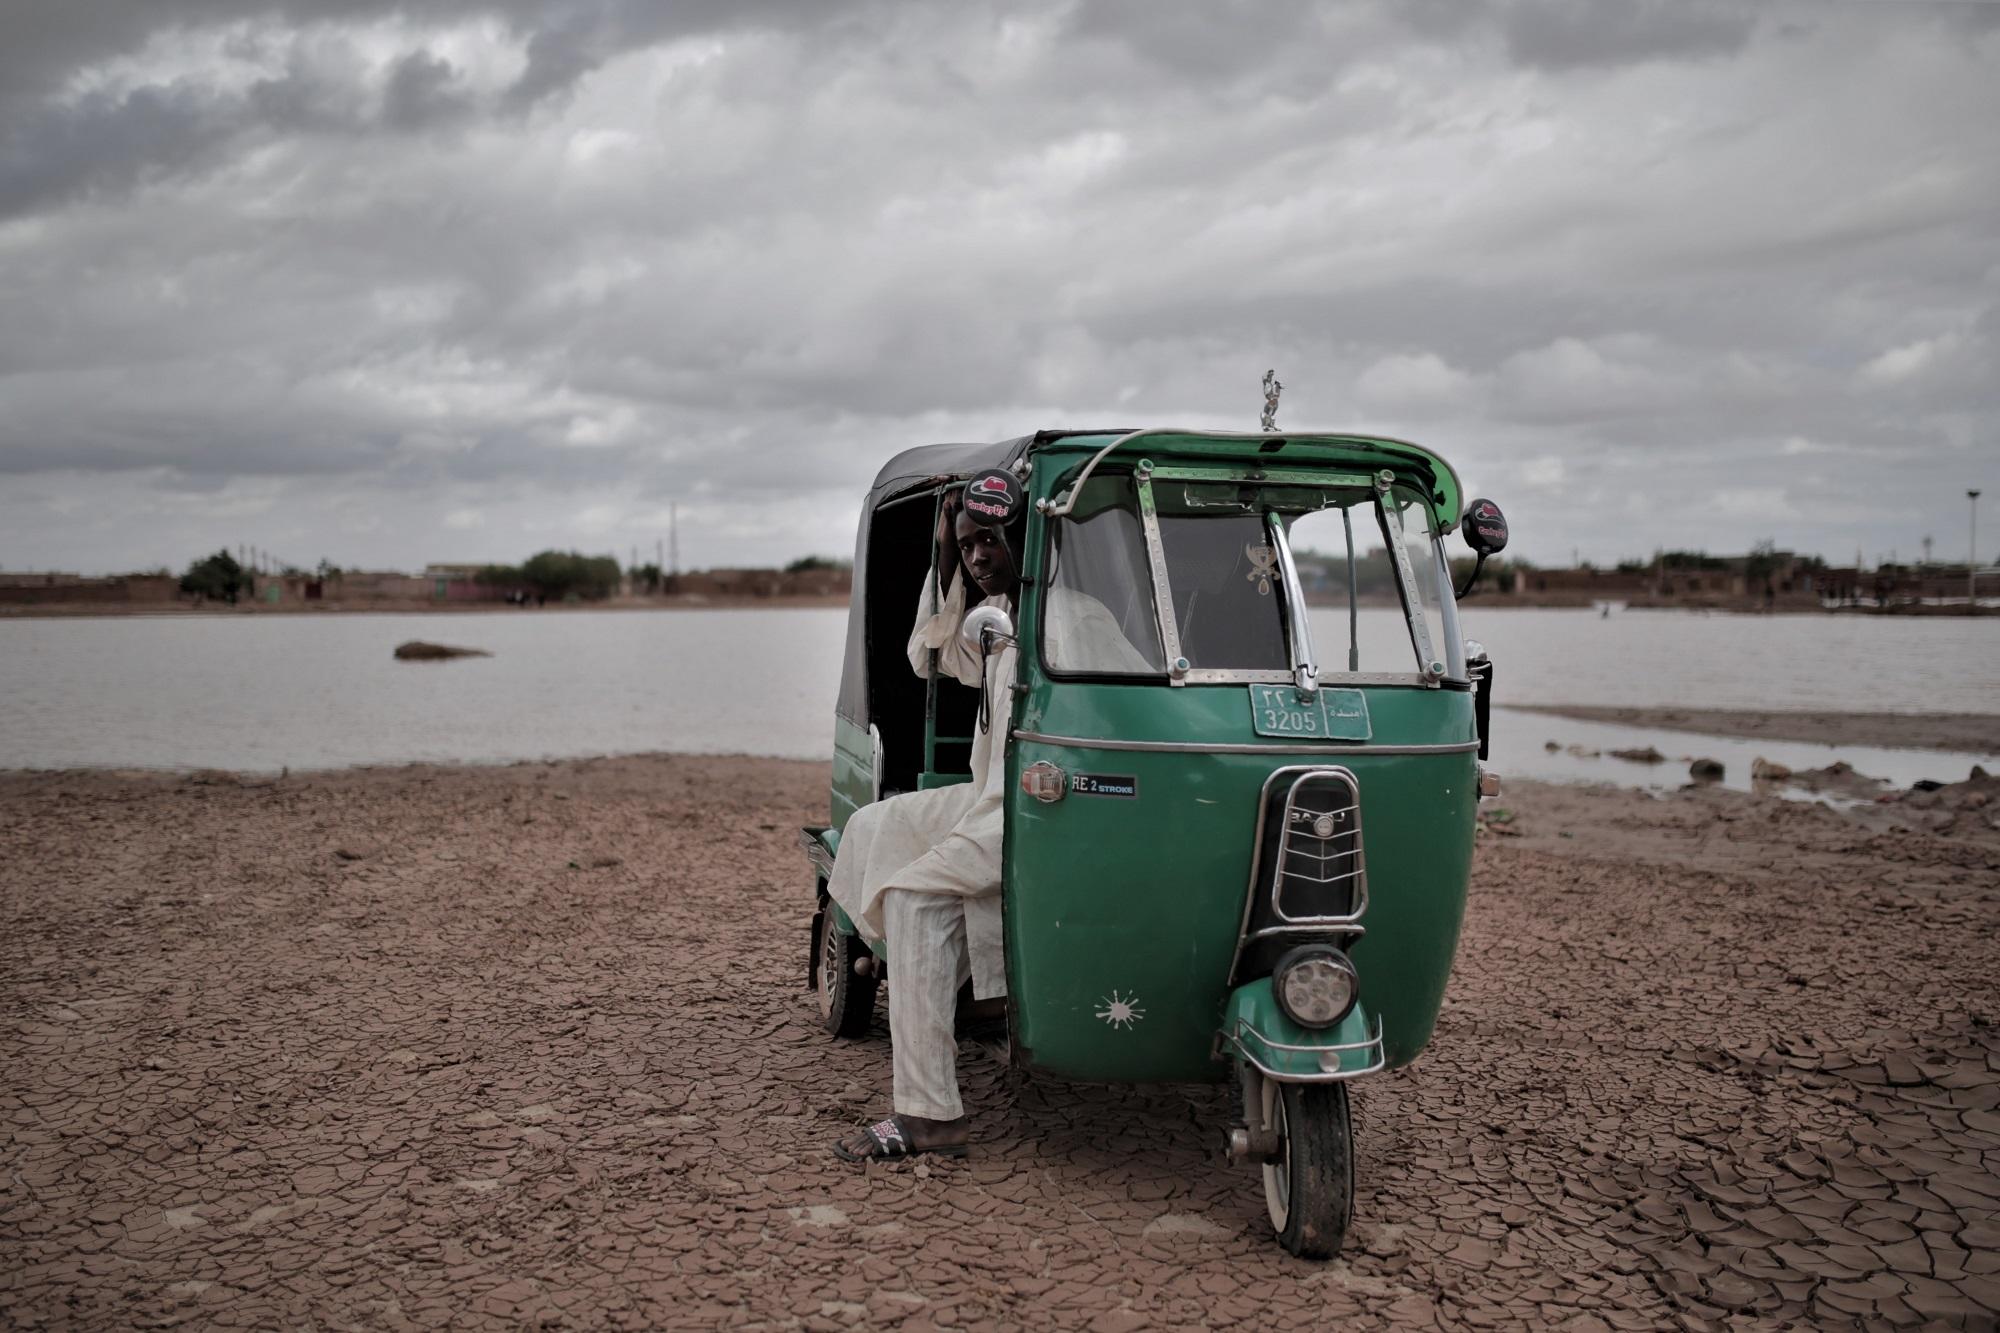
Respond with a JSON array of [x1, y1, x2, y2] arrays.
[[0, 0, 1994, 576]]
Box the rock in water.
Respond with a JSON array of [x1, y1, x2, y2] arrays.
[[1609, 746, 1665, 764], [1786, 761, 1890, 800], [1751, 758, 1792, 782], [394, 640, 491, 661], [1689, 758, 1725, 781]]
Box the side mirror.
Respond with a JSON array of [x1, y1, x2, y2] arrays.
[[1461, 498, 1508, 556], [1455, 499, 1508, 599], [960, 604, 1017, 656]]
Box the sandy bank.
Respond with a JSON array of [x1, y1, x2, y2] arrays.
[[0, 594, 848, 618], [3, 755, 1995, 1328], [1502, 702, 2000, 753]]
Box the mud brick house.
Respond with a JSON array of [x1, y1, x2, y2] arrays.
[[423, 564, 511, 602], [0, 571, 179, 606]]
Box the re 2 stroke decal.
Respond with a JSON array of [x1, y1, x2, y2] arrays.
[[1070, 772, 1138, 799]]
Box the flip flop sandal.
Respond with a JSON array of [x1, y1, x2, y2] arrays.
[[832, 1115, 969, 1163]]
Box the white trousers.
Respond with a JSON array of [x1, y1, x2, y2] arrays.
[[883, 888, 972, 1121]]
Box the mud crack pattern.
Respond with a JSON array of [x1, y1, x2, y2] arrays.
[[2, 758, 1995, 1330]]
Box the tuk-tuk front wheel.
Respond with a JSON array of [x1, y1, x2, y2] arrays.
[[1259, 1075, 1355, 1260], [815, 899, 879, 1038]]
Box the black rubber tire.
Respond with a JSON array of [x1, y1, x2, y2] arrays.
[[815, 899, 879, 1038], [1262, 1079, 1356, 1260]]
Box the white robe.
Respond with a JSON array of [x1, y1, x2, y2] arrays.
[[826, 566, 1156, 1002], [826, 567, 1013, 999]]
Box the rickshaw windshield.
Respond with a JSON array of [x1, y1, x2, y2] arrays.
[[1042, 483, 1172, 674], [1043, 472, 1463, 682]]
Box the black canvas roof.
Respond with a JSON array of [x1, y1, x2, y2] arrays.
[[863, 437, 1032, 504], [834, 435, 1039, 729]]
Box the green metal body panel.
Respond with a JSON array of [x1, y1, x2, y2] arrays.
[[1221, 983, 1378, 1078], [832, 717, 873, 831], [1003, 683, 1475, 1082]]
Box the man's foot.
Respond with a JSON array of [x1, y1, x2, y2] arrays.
[[832, 1113, 969, 1162]]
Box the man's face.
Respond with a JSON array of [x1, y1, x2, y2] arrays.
[[954, 507, 1019, 600]]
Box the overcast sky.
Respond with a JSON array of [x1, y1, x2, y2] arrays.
[[1, 0, 1994, 576]]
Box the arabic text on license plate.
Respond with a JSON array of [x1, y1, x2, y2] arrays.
[[1248, 685, 1372, 741]]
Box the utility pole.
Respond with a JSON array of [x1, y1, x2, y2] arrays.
[[1972, 490, 1983, 610], [670, 504, 680, 576]]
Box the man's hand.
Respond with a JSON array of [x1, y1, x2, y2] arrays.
[[935, 491, 961, 556]]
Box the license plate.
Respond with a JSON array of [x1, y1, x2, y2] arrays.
[[1248, 685, 1372, 741]]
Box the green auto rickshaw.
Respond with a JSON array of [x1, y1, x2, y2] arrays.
[[801, 428, 1507, 1258]]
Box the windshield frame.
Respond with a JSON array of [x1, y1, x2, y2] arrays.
[[1038, 464, 1466, 688]]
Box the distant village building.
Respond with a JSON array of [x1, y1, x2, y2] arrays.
[[1505, 550, 1829, 607], [665, 566, 851, 599], [326, 570, 432, 601], [422, 564, 509, 602], [0, 571, 178, 606]]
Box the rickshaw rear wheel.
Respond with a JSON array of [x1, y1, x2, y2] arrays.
[[1260, 1076, 1354, 1260], [815, 896, 879, 1038]]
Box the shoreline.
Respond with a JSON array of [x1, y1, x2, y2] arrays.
[[9, 597, 1992, 619], [1501, 703, 2000, 753], [0, 594, 850, 618]]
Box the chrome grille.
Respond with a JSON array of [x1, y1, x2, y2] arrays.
[[1272, 771, 1365, 924], [1228, 766, 1369, 984]]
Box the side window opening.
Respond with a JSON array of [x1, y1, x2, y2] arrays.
[[864, 491, 979, 795]]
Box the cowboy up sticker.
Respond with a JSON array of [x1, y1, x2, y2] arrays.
[[1463, 497, 1509, 553], [1070, 772, 1139, 798], [962, 469, 1021, 526]]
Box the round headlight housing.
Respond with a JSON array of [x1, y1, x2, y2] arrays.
[[1273, 945, 1358, 1029]]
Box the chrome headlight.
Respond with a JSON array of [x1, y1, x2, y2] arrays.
[[1273, 945, 1358, 1029]]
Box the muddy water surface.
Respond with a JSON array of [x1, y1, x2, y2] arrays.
[[2, 606, 1996, 775]]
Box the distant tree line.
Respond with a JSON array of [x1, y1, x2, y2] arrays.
[[785, 554, 850, 573], [1294, 548, 1521, 597], [476, 551, 624, 601], [1610, 545, 1831, 577], [179, 549, 245, 603]]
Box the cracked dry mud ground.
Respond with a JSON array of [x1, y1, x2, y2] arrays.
[[3, 758, 1996, 1331]]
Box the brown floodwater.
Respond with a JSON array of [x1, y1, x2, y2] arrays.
[[1, 606, 1995, 777]]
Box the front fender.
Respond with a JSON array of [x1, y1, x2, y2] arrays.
[[1220, 978, 1383, 1082]]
